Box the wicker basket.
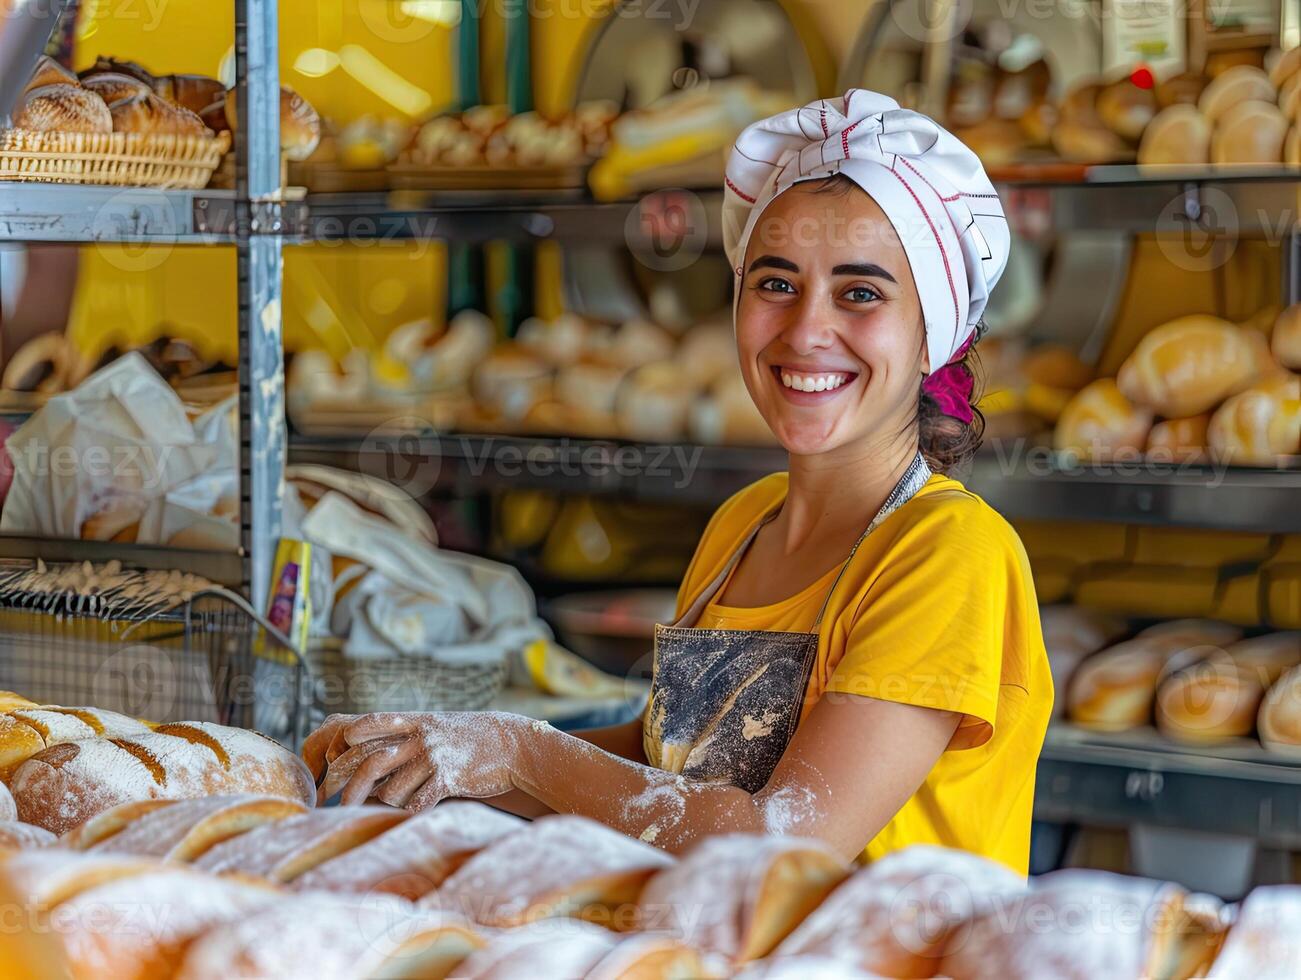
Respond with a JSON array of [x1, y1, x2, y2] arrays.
[[0, 128, 231, 188], [304, 638, 509, 714]]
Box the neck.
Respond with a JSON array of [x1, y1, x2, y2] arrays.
[[775, 427, 921, 552]]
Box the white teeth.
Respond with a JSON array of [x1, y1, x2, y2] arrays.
[[780, 371, 848, 392]]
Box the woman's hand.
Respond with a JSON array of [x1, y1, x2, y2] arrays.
[[302, 710, 531, 809]]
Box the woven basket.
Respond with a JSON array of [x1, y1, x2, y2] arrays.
[[305, 638, 509, 714], [0, 128, 231, 188]]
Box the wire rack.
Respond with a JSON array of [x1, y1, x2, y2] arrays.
[[0, 561, 307, 747]]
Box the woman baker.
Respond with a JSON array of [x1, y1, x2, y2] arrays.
[[303, 89, 1052, 873]]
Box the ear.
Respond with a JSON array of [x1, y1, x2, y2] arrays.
[[919, 319, 932, 375]]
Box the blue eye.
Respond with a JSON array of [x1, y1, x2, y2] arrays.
[[845, 286, 880, 303], [758, 276, 795, 294]]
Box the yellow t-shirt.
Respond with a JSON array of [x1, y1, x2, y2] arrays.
[[656, 471, 1052, 873]]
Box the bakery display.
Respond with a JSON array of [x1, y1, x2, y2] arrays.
[[13, 84, 112, 134], [636, 834, 847, 963]]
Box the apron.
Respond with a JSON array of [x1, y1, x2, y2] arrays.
[[645, 453, 933, 794]]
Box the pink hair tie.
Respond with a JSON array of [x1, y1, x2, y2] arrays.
[[921, 335, 976, 424]]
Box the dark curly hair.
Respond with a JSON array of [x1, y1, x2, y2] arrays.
[[806, 173, 985, 474]]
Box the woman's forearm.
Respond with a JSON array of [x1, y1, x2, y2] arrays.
[[507, 721, 769, 853]]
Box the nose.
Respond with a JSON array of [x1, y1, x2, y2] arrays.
[[779, 292, 836, 355]]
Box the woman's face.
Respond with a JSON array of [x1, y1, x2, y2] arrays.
[[735, 181, 928, 459]]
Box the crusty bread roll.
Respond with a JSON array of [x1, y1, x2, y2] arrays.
[[1097, 80, 1156, 140], [471, 346, 553, 422], [1053, 378, 1153, 461], [0, 820, 55, 849], [1117, 315, 1268, 417], [222, 86, 322, 160], [194, 806, 408, 883], [151, 73, 224, 115], [292, 800, 523, 900], [0, 706, 151, 779], [555, 358, 627, 433], [1146, 414, 1210, 463], [1156, 658, 1265, 742], [1041, 606, 1127, 719], [108, 91, 208, 136], [1260, 663, 1301, 755], [1211, 101, 1287, 164], [60, 799, 177, 850], [1051, 117, 1132, 163], [636, 834, 847, 963], [52, 870, 279, 980], [89, 794, 307, 861], [174, 894, 484, 980], [774, 845, 1026, 976], [1223, 632, 1301, 685], [0, 779, 13, 821], [1138, 105, 1212, 165], [942, 871, 1223, 980], [25, 55, 78, 92], [1208, 374, 1301, 466], [1272, 304, 1301, 370], [1198, 65, 1276, 123], [14, 83, 112, 134], [80, 71, 151, 106], [615, 362, 697, 441], [451, 918, 702, 980], [1207, 885, 1301, 976], [10, 722, 316, 836], [428, 814, 674, 930], [1068, 639, 1171, 731]]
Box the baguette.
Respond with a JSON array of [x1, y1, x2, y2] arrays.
[[0, 821, 55, 850], [0, 706, 152, 779], [774, 845, 1026, 976], [429, 814, 674, 930], [635, 834, 847, 963], [90, 794, 307, 861], [292, 800, 524, 899], [10, 722, 315, 836], [194, 806, 407, 883], [173, 894, 483, 980]]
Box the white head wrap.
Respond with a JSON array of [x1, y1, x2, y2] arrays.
[[722, 89, 1010, 368]]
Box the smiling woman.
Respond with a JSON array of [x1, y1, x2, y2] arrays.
[[305, 89, 1052, 878]]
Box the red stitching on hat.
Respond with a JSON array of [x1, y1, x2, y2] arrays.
[[886, 166, 960, 335], [900, 157, 958, 205], [725, 176, 756, 204], [840, 120, 861, 159], [820, 103, 828, 138]]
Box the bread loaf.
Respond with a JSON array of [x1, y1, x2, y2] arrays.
[[79, 71, 151, 106], [108, 91, 208, 136], [774, 845, 1026, 976], [90, 794, 307, 861], [451, 918, 702, 980], [1147, 414, 1210, 463], [221, 86, 322, 160], [10, 722, 315, 835], [25, 55, 78, 92], [292, 801, 524, 899], [1208, 374, 1301, 466], [0, 849, 164, 908], [1272, 304, 1301, 369], [173, 894, 483, 980], [1259, 662, 1301, 756], [1138, 105, 1211, 165], [151, 73, 224, 115], [1207, 886, 1301, 976], [1068, 639, 1171, 731], [1211, 101, 1287, 164], [1053, 379, 1153, 461], [429, 814, 674, 930], [942, 871, 1223, 980], [0, 706, 151, 779], [52, 870, 279, 980], [1156, 659, 1265, 742], [635, 834, 847, 963], [14, 84, 112, 134], [0, 820, 56, 849], [1117, 315, 1267, 417], [0, 692, 35, 712], [194, 806, 408, 883], [60, 799, 177, 850], [81, 56, 154, 85], [1198, 66, 1276, 123]]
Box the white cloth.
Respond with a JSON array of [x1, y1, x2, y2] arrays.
[[722, 89, 1011, 367]]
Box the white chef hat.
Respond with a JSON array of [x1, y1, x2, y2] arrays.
[[722, 89, 1010, 367]]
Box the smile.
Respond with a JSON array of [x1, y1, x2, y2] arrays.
[[771, 365, 858, 397]]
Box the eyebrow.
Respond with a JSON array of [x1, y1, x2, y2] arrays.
[[745, 255, 898, 284]]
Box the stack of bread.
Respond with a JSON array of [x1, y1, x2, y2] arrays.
[[1138, 54, 1301, 167], [1061, 617, 1301, 753], [1054, 308, 1301, 466], [1, 795, 1298, 979], [402, 101, 617, 171], [289, 311, 779, 446]]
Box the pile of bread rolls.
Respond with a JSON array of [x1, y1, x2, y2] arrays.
[[1, 795, 1297, 979], [1139, 53, 1301, 167], [1058, 615, 1301, 753], [404, 101, 618, 169], [289, 310, 779, 446], [1055, 307, 1301, 466]]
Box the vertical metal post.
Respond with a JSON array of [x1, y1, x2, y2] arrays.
[[1288, 228, 1301, 307], [234, 0, 284, 606]]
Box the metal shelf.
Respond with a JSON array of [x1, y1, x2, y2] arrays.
[[0, 184, 243, 243], [1036, 725, 1301, 848], [0, 536, 244, 588]]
